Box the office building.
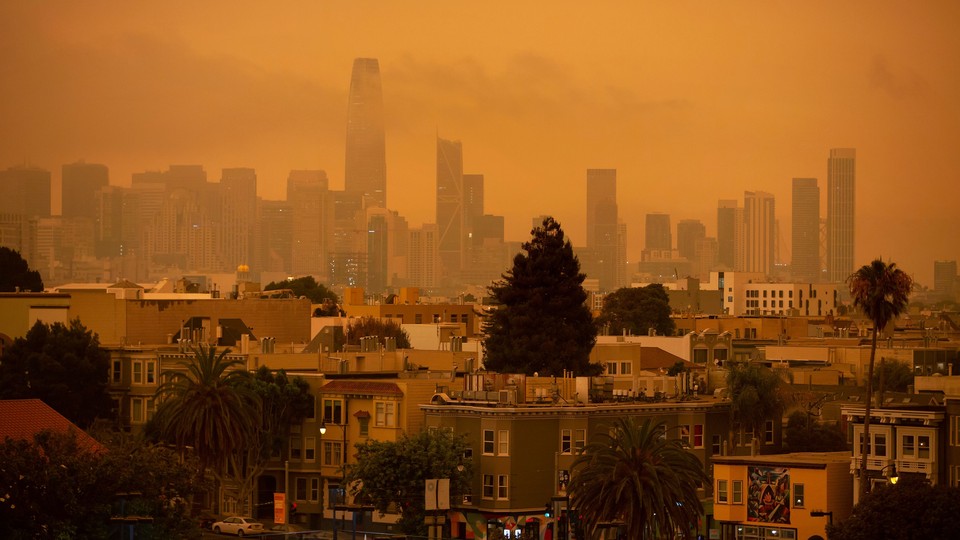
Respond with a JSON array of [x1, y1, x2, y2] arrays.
[[677, 219, 706, 262], [827, 148, 856, 283], [287, 170, 330, 276], [0, 165, 51, 219], [436, 137, 464, 281], [934, 260, 958, 300], [717, 200, 739, 270], [791, 178, 820, 283], [344, 58, 387, 208], [62, 162, 108, 220], [586, 169, 621, 291], [219, 168, 258, 271], [743, 191, 776, 276]]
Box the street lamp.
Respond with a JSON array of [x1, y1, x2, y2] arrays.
[[320, 419, 348, 540], [880, 463, 899, 484]]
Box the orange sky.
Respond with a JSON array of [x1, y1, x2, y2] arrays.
[[2, 1, 958, 286]]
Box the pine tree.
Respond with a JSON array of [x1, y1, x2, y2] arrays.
[[482, 217, 599, 376]]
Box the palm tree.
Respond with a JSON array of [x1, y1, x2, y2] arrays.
[[151, 344, 261, 509], [847, 259, 912, 501], [726, 362, 786, 455], [568, 417, 708, 539]]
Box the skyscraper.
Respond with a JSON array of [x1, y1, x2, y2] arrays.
[[791, 178, 820, 283], [436, 137, 464, 281], [287, 170, 329, 276], [345, 58, 387, 208], [676, 219, 706, 262], [827, 148, 856, 283], [62, 162, 108, 220], [743, 191, 776, 275], [645, 213, 672, 251], [0, 165, 51, 219], [717, 200, 739, 269], [219, 168, 258, 270], [586, 169, 621, 291]]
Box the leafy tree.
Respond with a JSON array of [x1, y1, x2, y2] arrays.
[[568, 417, 707, 539], [595, 284, 676, 337], [847, 259, 912, 500], [229, 367, 314, 515], [346, 316, 411, 349], [726, 362, 786, 451], [782, 410, 846, 452], [0, 246, 43, 292], [872, 358, 914, 393], [0, 429, 204, 540], [482, 217, 599, 376], [264, 276, 339, 314], [346, 430, 472, 537], [0, 319, 114, 428], [827, 476, 960, 540], [150, 344, 261, 512]]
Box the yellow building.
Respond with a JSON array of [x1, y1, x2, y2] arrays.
[[712, 451, 852, 540]]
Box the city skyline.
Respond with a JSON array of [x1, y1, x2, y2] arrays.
[[1, 2, 958, 285]]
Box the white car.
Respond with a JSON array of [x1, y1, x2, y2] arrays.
[[212, 516, 264, 536]]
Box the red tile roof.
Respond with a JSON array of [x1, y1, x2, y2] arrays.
[[0, 399, 106, 454], [319, 380, 403, 396]]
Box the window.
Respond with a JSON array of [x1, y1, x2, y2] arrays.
[[793, 483, 804, 507], [561, 430, 572, 454], [323, 399, 343, 424], [574, 430, 586, 454], [606, 362, 618, 375], [376, 401, 396, 427], [694, 349, 709, 363], [918, 435, 931, 459], [112, 360, 122, 384], [952, 417, 960, 447], [290, 438, 302, 460], [693, 425, 704, 448], [902, 434, 915, 457], [305, 437, 316, 462], [359, 417, 369, 437], [132, 361, 142, 384], [498, 430, 510, 455], [482, 475, 494, 499], [717, 480, 729, 503], [296, 477, 307, 500], [131, 360, 156, 385], [764, 420, 774, 444], [620, 362, 632, 375], [712, 435, 722, 455], [483, 430, 495, 455], [323, 442, 343, 466], [858, 433, 872, 456], [130, 397, 156, 424], [305, 395, 316, 420], [310, 478, 320, 502], [146, 361, 155, 384], [733, 480, 743, 504], [679, 425, 691, 446], [497, 475, 509, 499], [874, 434, 887, 457]]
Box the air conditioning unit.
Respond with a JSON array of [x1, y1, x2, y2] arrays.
[[462, 495, 473, 505]]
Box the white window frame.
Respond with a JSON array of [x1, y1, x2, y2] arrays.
[[733, 480, 743, 504], [717, 479, 728, 503], [482, 430, 495, 455], [376, 401, 396, 427], [620, 361, 632, 375], [574, 429, 586, 454], [793, 483, 804, 508], [482, 474, 494, 499], [310, 478, 320, 502], [561, 429, 572, 454], [305, 437, 316, 462], [498, 429, 509, 456], [290, 437, 302, 460], [323, 441, 342, 466], [497, 474, 509, 499]]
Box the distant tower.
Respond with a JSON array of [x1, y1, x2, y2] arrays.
[[462, 174, 484, 232], [717, 200, 739, 269], [219, 168, 258, 271], [792, 178, 820, 283], [62, 162, 108, 220], [743, 191, 776, 275], [934, 260, 958, 299], [587, 169, 621, 291], [436, 137, 464, 281], [827, 148, 856, 283], [676, 219, 706, 262], [645, 213, 672, 251], [0, 165, 51, 218], [345, 58, 387, 208], [287, 170, 329, 276]]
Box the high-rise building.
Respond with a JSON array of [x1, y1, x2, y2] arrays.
[[934, 260, 958, 299], [462, 174, 484, 232], [743, 191, 776, 276], [792, 178, 820, 283], [436, 137, 464, 281], [0, 165, 51, 219], [408, 224, 440, 289], [345, 58, 387, 208], [827, 148, 856, 283], [676, 219, 706, 262], [62, 162, 108, 220], [259, 199, 292, 273], [287, 170, 329, 276], [219, 168, 258, 271], [645, 213, 672, 251], [328, 190, 365, 287], [586, 169, 621, 291], [717, 200, 739, 270]]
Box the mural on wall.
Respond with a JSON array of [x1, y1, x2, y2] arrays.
[[747, 466, 791, 524], [450, 510, 549, 540]]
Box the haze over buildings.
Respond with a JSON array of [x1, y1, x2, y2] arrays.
[[0, 2, 957, 287]]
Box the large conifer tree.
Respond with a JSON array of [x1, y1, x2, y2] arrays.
[[482, 217, 599, 375]]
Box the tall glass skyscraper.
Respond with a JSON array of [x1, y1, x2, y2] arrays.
[[345, 58, 387, 208], [827, 148, 856, 283], [792, 178, 820, 283], [436, 137, 464, 280]]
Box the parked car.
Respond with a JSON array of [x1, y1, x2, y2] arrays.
[[265, 523, 325, 539], [211, 516, 264, 536]]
